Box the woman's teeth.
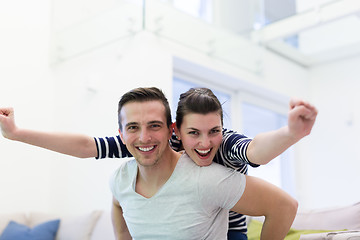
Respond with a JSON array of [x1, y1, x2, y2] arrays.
[[196, 149, 211, 156]]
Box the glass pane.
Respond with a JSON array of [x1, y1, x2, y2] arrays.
[[173, 0, 212, 22], [254, 0, 296, 29], [242, 102, 295, 196], [145, 0, 262, 74]]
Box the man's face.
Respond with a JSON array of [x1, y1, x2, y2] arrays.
[[119, 100, 172, 167]]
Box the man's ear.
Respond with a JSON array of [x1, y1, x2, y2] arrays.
[[118, 129, 125, 144], [173, 122, 181, 140]]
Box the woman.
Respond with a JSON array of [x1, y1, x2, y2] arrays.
[[0, 87, 317, 239]]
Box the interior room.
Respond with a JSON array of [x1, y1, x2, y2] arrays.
[[1, 0, 360, 238]]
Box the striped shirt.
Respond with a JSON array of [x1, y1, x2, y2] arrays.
[[94, 128, 259, 233]]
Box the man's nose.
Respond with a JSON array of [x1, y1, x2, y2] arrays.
[[139, 129, 151, 142]]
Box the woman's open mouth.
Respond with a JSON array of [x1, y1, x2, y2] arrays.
[[195, 148, 212, 158]]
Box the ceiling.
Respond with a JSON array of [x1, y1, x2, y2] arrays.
[[49, 0, 360, 70], [251, 0, 360, 67]]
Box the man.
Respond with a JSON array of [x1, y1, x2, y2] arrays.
[[109, 87, 296, 239]]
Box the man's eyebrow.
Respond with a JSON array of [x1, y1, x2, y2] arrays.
[[125, 122, 138, 127], [148, 120, 164, 125]]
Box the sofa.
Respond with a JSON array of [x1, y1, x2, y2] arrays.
[[0, 210, 115, 240], [1, 202, 360, 240], [248, 201, 360, 240]]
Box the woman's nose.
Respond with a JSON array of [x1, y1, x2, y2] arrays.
[[199, 135, 211, 148]]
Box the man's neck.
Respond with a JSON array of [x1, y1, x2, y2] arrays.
[[135, 147, 181, 198]]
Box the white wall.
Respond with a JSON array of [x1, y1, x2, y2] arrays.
[[301, 56, 360, 209], [0, 0, 54, 213]]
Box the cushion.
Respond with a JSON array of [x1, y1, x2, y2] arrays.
[[247, 219, 263, 240], [248, 219, 344, 240], [329, 231, 360, 240], [29, 211, 101, 240], [0, 219, 60, 240], [90, 211, 115, 240], [287, 228, 339, 240], [0, 213, 28, 234], [299, 232, 332, 240], [299, 231, 360, 240], [292, 202, 360, 230]]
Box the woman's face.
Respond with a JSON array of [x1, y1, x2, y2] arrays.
[[176, 112, 223, 167]]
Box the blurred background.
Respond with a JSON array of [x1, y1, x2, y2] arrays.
[[1, 0, 360, 215]]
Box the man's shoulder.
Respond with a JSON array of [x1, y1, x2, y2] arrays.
[[201, 161, 239, 178], [120, 157, 136, 168], [110, 158, 137, 189], [110, 158, 137, 199], [113, 158, 137, 176], [180, 153, 229, 172]]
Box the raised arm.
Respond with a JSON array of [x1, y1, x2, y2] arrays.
[[0, 107, 97, 158], [246, 98, 318, 165], [231, 175, 298, 240]]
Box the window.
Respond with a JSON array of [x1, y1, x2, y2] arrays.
[[254, 0, 297, 29], [242, 101, 296, 197], [160, 0, 212, 22]]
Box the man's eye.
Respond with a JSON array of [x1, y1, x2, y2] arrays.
[[150, 124, 161, 129], [127, 126, 138, 131]]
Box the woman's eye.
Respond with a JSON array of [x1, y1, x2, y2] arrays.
[[188, 131, 199, 135], [210, 129, 221, 134]]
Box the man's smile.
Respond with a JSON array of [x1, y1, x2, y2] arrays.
[[137, 145, 157, 152]]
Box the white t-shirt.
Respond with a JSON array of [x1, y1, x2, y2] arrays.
[[110, 153, 246, 240]]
